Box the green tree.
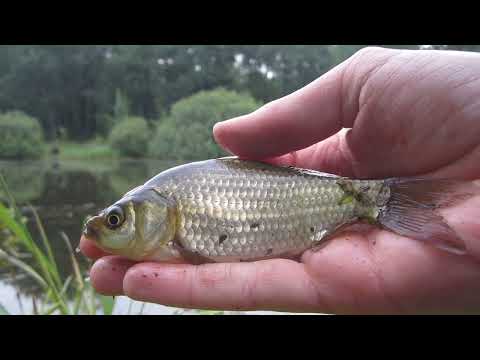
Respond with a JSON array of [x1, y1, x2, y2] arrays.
[[327, 45, 366, 64], [0, 45, 478, 144], [149, 88, 262, 160], [0, 111, 45, 159], [97, 88, 131, 138], [108, 116, 150, 158], [430, 45, 480, 52], [0, 45, 111, 140], [113, 88, 130, 120]]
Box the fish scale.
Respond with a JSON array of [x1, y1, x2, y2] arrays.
[[150, 158, 361, 261]]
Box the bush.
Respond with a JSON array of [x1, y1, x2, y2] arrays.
[[0, 111, 45, 159], [149, 88, 262, 160], [108, 116, 150, 158]]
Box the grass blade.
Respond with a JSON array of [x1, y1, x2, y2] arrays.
[[31, 206, 61, 286], [0, 203, 60, 296], [0, 181, 69, 314], [42, 303, 62, 315], [78, 279, 97, 315], [32, 297, 38, 315], [100, 296, 115, 315], [138, 302, 146, 315], [60, 276, 73, 297], [89, 283, 97, 315], [0, 178, 58, 281], [197, 310, 226, 315], [0, 248, 47, 289], [0, 173, 17, 212], [0, 303, 9, 315], [60, 232, 84, 289], [15, 291, 24, 315], [0, 203, 33, 252], [0, 173, 106, 315], [61, 231, 88, 315], [73, 291, 84, 315]]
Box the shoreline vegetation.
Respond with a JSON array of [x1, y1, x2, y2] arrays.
[[0, 88, 262, 162], [0, 174, 110, 315], [46, 141, 116, 161]]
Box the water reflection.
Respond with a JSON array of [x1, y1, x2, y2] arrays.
[[0, 158, 183, 298]]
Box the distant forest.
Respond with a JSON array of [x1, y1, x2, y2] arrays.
[[0, 45, 478, 142]]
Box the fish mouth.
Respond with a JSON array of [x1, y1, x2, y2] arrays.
[[82, 215, 103, 242], [83, 224, 98, 239]]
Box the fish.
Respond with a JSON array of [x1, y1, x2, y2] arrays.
[[82, 156, 476, 264]]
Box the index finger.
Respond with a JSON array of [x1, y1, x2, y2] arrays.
[[122, 259, 324, 313], [213, 65, 345, 160], [213, 47, 404, 162]]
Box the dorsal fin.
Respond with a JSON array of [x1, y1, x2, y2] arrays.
[[123, 185, 143, 197], [217, 156, 342, 179], [287, 166, 342, 179]]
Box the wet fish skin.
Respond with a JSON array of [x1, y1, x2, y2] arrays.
[[147, 158, 386, 262], [83, 157, 471, 264]]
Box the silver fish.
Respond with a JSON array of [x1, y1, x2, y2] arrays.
[[82, 157, 474, 264]]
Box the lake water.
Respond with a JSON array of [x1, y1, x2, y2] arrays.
[[0, 158, 289, 315]]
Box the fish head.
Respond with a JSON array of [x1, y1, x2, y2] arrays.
[[83, 187, 177, 260]]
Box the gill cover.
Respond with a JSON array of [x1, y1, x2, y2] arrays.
[[118, 187, 178, 259]]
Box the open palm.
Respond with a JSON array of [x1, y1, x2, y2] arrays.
[[81, 47, 480, 314]]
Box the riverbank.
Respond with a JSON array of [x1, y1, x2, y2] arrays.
[[46, 140, 116, 161]]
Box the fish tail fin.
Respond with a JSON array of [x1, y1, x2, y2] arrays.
[[377, 178, 479, 255]]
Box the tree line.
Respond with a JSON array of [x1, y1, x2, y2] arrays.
[[0, 45, 478, 142]]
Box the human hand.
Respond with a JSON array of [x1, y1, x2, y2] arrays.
[[81, 47, 480, 314]]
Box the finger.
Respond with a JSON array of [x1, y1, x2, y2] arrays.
[[216, 47, 480, 179], [213, 47, 401, 162], [123, 260, 326, 313], [79, 235, 110, 260], [439, 190, 480, 259], [89, 256, 137, 296], [267, 129, 357, 177], [213, 61, 347, 160]]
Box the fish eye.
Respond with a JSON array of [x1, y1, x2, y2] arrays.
[[106, 206, 125, 229]]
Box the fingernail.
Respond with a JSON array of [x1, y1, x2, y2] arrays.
[[212, 123, 233, 153], [214, 116, 240, 130], [213, 121, 225, 134]]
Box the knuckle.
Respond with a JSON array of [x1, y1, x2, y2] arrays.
[[350, 46, 390, 61], [345, 46, 399, 79], [340, 47, 404, 125]]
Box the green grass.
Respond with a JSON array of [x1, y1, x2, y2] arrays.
[[46, 140, 116, 161], [0, 174, 114, 315], [0, 303, 8, 315]]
